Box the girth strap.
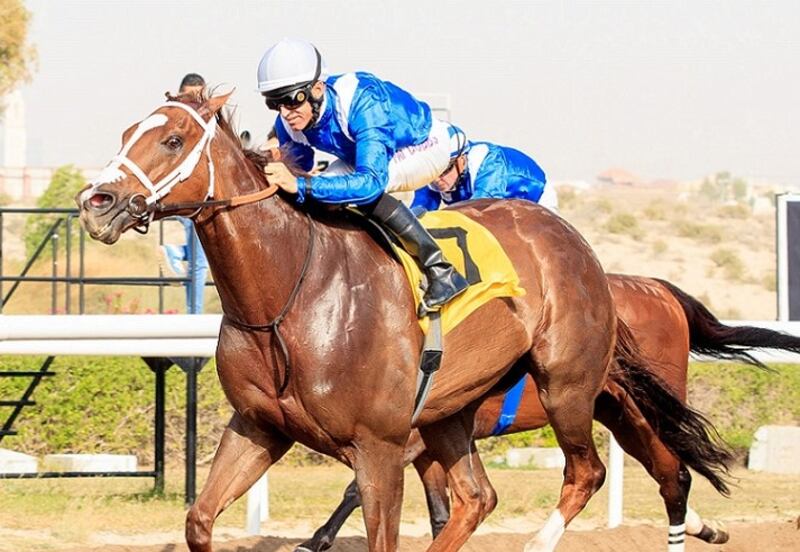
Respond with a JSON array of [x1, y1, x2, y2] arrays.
[[411, 312, 443, 425]]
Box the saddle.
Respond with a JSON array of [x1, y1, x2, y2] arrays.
[[359, 207, 526, 423]]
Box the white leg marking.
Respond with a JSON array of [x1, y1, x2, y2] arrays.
[[524, 510, 566, 552], [668, 523, 686, 552], [685, 506, 703, 535]]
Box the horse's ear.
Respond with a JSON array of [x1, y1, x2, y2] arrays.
[[199, 90, 234, 119]]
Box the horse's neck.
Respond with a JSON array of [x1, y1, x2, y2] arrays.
[[196, 143, 312, 324]]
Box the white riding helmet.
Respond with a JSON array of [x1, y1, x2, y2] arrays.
[[257, 38, 328, 93]]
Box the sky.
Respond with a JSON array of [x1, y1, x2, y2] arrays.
[[4, 0, 800, 185]]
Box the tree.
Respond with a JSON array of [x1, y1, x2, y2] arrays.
[[0, 0, 37, 102], [23, 165, 86, 258]]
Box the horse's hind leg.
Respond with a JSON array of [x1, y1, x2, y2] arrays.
[[418, 410, 497, 551], [522, 351, 609, 551], [595, 383, 728, 551], [186, 412, 292, 552], [413, 450, 451, 539], [595, 387, 689, 551]]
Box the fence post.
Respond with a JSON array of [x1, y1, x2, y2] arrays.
[[246, 473, 269, 534], [607, 432, 624, 528]]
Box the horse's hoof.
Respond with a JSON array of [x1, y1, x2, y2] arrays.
[[294, 541, 330, 552], [709, 527, 730, 544], [697, 522, 729, 544]]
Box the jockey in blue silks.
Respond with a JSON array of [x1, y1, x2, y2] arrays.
[[258, 38, 468, 315], [411, 131, 558, 214]]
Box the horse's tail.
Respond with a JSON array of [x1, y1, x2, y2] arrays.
[[656, 277, 800, 369], [610, 320, 734, 495]]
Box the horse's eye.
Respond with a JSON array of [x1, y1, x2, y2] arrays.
[[165, 135, 183, 151]]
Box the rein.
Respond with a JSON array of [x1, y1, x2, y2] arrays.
[[154, 182, 281, 214], [223, 211, 316, 395]]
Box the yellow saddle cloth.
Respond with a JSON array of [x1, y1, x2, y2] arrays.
[[393, 210, 526, 335]]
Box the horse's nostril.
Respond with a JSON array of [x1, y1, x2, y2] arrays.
[[89, 193, 113, 209]]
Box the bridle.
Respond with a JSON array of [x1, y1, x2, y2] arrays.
[[87, 100, 279, 233], [87, 99, 306, 395]]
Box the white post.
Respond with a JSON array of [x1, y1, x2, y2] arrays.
[[245, 473, 269, 535], [260, 472, 269, 522], [607, 432, 624, 528]]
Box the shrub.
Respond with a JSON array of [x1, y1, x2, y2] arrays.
[[716, 204, 750, 219], [23, 165, 86, 259], [762, 271, 777, 292], [710, 248, 746, 281], [605, 213, 644, 240], [557, 186, 578, 210], [651, 239, 667, 256], [594, 198, 614, 214], [643, 202, 667, 221], [675, 220, 723, 243]]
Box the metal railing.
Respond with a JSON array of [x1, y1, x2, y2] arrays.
[[0, 207, 213, 314]]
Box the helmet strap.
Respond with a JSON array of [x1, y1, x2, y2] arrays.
[[309, 91, 324, 127]]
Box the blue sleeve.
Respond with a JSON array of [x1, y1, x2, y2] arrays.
[[299, 83, 393, 205], [274, 117, 315, 172], [470, 150, 509, 199], [411, 187, 442, 211]]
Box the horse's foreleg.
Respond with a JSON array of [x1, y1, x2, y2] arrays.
[[296, 429, 429, 552], [351, 436, 406, 552], [412, 450, 450, 539], [186, 412, 292, 552], [294, 479, 361, 552], [419, 411, 497, 551]]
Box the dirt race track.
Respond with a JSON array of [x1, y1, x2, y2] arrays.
[[58, 521, 799, 552]]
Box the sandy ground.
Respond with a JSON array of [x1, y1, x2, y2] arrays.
[[41, 520, 798, 552]]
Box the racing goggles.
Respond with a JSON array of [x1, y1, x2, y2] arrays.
[[263, 84, 313, 111]]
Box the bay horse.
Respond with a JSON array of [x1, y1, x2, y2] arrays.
[[76, 93, 730, 552], [299, 274, 800, 552]]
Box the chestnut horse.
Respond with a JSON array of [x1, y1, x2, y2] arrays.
[[299, 274, 800, 552], [76, 94, 730, 552]]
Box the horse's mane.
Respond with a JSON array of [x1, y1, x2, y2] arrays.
[[165, 91, 307, 182]]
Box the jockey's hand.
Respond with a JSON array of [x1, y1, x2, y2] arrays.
[[264, 162, 298, 194]]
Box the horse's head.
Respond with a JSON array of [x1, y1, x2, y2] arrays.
[[76, 92, 232, 244]]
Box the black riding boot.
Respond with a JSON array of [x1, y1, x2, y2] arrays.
[[369, 194, 469, 315]]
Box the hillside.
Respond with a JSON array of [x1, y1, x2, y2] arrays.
[[557, 183, 777, 320]]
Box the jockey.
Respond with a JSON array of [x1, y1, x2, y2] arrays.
[[412, 133, 557, 213], [258, 38, 468, 315]]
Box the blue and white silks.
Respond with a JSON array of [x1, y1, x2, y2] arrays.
[[411, 142, 550, 211], [275, 72, 450, 205]]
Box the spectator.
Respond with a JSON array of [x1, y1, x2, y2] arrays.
[[160, 73, 210, 314]]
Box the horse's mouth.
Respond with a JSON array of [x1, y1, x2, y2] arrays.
[[78, 192, 140, 244]]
